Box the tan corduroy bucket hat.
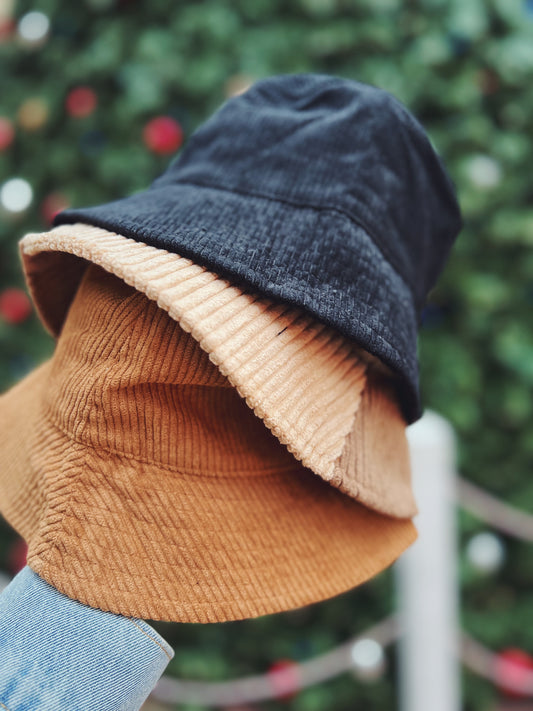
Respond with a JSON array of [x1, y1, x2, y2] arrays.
[[0, 223, 418, 623]]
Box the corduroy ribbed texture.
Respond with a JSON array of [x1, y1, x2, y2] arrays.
[[51, 74, 464, 424], [0, 263, 417, 622], [19, 223, 416, 518]]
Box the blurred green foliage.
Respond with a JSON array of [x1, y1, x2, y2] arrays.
[[2, 0, 533, 708]]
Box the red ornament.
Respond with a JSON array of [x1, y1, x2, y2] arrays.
[[0, 18, 16, 42], [0, 117, 14, 150], [143, 116, 184, 154], [267, 659, 300, 701], [495, 647, 533, 698], [65, 86, 98, 118], [7, 538, 28, 575], [41, 192, 70, 224], [0, 288, 32, 324]]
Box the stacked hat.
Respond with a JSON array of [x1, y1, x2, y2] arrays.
[[0, 73, 461, 622]]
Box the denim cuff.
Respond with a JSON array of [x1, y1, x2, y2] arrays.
[[0, 565, 174, 711]]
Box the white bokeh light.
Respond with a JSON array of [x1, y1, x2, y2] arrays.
[[351, 638, 385, 680], [467, 154, 502, 189], [466, 531, 505, 574], [0, 178, 33, 213], [18, 11, 50, 43]]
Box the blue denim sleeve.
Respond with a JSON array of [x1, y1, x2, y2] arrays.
[[0, 565, 174, 711]]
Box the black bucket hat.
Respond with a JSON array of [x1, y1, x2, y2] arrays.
[[51, 72, 462, 423]]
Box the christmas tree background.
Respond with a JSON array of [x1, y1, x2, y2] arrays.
[[2, 0, 533, 708]]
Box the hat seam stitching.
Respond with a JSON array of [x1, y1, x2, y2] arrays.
[[42, 405, 305, 479], [40, 402, 414, 516], [165, 178, 413, 295], [30, 518, 418, 618], [31, 554, 372, 613]]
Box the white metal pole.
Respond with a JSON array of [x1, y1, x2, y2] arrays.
[[396, 409, 460, 711]]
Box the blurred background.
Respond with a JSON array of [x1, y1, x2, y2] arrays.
[[2, 0, 533, 709]]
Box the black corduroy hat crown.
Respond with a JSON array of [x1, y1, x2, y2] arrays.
[[52, 72, 462, 423]]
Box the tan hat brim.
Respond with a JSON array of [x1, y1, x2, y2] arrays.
[[19, 223, 417, 519], [0, 355, 416, 623]]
